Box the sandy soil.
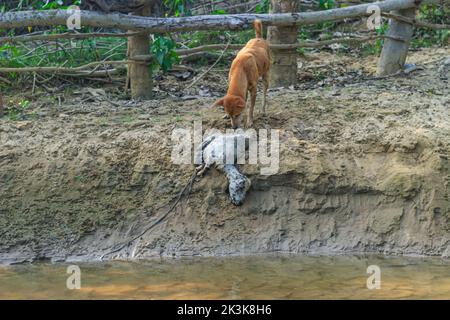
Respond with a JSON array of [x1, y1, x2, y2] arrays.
[[0, 47, 449, 264]]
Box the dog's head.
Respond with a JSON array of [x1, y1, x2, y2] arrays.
[[213, 95, 245, 128]]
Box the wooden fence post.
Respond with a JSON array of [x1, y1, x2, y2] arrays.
[[267, 0, 299, 88], [377, 7, 416, 76], [127, 7, 153, 99]]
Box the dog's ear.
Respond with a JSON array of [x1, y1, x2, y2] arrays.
[[238, 97, 245, 108], [211, 98, 224, 108], [235, 96, 245, 110]]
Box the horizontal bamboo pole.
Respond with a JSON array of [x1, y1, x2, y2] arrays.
[[382, 12, 450, 30], [0, 35, 389, 76], [133, 35, 392, 62], [0, 32, 141, 44], [0, 62, 193, 76], [0, 12, 446, 45], [0, 60, 127, 75], [0, 0, 440, 33]]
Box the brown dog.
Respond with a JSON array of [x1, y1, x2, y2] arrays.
[[213, 20, 271, 128]]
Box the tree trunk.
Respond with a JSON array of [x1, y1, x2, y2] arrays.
[[267, 0, 300, 88], [377, 7, 416, 76], [127, 7, 152, 99]]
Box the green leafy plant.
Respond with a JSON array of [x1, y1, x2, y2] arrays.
[[319, 0, 335, 10], [359, 21, 388, 56], [33, 0, 81, 10], [211, 9, 226, 15], [255, 0, 270, 14], [412, 4, 450, 48], [4, 99, 30, 121], [40, 1, 66, 10], [163, 0, 191, 17], [150, 36, 180, 72], [374, 22, 388, 55]]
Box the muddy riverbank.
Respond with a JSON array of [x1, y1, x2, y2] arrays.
[[0, 47, 449, 264]]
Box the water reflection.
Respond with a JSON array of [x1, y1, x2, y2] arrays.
[[0, 254, 449, 299]]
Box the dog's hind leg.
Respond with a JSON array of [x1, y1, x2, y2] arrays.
[[262, 73, 269, 115]]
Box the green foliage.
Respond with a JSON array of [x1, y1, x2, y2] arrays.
[[373, 22, 388, 55], [255, 0, 270, 14], [151, 36, 180, 72], [211, 9, 226, 15], [163, 0, 191, 17], [2, 0, 80, 10], [3, 99, 31, 121], [0, 1, 86, 77], [359, 21, 388, 57], [419, 3, 449, 23], [0, 34, 129, 81], [412, 4, 450, 48], [319, 0, 335, 10], [39, 1, 71, 10]]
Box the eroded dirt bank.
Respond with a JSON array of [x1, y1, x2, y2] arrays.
[[0, 48, 449, 264]]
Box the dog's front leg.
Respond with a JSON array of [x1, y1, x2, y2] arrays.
[[246, 87, 257, 128]]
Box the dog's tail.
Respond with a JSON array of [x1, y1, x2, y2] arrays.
[[254, 19, 263, 39]]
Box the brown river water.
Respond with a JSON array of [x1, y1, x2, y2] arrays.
[[0, 254, 449, 299]]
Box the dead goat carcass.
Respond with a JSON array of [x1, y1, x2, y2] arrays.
[[195, 133, 251, 206]]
